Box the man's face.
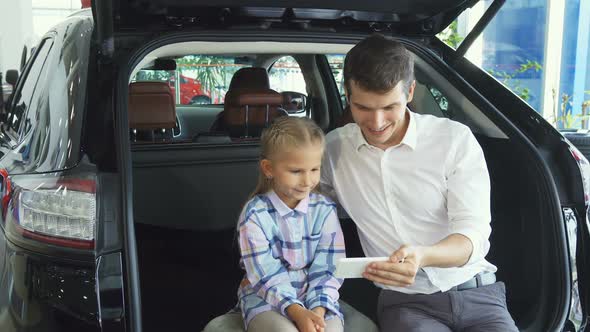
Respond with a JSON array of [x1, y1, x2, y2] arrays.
[[347, 80, 415, 150]]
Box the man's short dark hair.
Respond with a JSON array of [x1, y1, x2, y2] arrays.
[[344, 34, 415, 96]]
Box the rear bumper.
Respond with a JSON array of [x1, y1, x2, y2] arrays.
[[0, 232, 99, 331]]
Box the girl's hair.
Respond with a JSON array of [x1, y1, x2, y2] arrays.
[[249, 116, 325, 199]]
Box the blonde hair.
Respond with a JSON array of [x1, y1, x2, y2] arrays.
[[249, 117, 325, 199]]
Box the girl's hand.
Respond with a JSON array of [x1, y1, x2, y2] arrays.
[[311, 307, 327, 332], [311, 306, 326, 317], [287, 304, 325, 332]]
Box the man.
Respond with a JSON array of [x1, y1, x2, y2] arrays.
[[321, 34, 518, 331]]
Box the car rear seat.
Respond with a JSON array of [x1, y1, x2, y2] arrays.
[[198, 67, 287, 142], [128, 81, 176, 143], [222, 89, 286, 138]]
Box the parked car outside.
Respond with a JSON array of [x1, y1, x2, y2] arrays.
[[168, 74, 211, 105], [0, 1, 588, 332]]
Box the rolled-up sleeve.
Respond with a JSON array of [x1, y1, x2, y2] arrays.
[[446, 127, 492, 265], [305, 208, 346, 315], [239, 213, 304, 314]]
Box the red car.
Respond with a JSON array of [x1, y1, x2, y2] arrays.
[[169, 75, 211, 105]]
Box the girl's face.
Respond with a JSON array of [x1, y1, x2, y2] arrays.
[[261, 143, 323, 209]]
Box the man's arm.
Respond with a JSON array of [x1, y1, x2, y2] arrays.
[[398, 233, 473, 268], [362, 234, 472, 287], [363, 126, 491, 286]]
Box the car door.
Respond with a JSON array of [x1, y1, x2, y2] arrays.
[[435, 4, 590, 331], [90, 2, 481, 332], [92, 0, 590, 331]]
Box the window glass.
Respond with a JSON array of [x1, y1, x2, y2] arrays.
[[8, 20, 92, 166], [5, 39, 53, 139], [438, 1, 547, 114], [326, 54, 346, 107], [133, 55, 249, 105], [268, 56, 307, 95]]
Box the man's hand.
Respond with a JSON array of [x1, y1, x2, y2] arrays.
[[362, 245, 425, 287], [286, 304, 325, 332]]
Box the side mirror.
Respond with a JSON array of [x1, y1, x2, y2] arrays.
[[281, 91, 307, 114], [6, 70, 18, 87]]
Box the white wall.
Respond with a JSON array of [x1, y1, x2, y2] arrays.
[[0, 0, 79, 78], [0, 0, 33, 74], [31, 0, 80, 40]]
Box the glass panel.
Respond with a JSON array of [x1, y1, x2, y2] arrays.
[[5, 39, 53, 139], [268, 56, 307, 94], [326, 54, 345, 107], [132, 55, 250, 105], [439, 1, 548, 113], [558, 0, 590, 129]]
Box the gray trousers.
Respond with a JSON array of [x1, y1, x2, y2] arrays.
[[248, 311, 343, 332], [203, 300, 378, 332], [377, 282, 518, 332]]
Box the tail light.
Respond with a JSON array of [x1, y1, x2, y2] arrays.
[[2, 171, 96, 250], [567, 143, 590, 205]]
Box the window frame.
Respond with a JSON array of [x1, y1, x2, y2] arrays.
[[2, 37, 55, 145]]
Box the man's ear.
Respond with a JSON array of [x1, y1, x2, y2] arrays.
[[260, 159, 273, 178], [406, 80, 416, 103]]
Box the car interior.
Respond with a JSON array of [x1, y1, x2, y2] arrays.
[[128, 41, 560, 332]]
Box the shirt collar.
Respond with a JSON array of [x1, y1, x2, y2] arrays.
[[266, 190, 309, 217], [353, 108, 417, 151], [400, 110, 417, 150]]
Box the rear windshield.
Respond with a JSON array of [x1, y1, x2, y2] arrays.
[[132, 55, 307, 106]]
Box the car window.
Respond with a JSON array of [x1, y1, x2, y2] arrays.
[[4, 39, 53, 140], [437, 2, 547, 117], [268, 56, 307, 95], [410, 81, 453, 119], [132, 55, 250, 105], [326, 54, 346, 107]]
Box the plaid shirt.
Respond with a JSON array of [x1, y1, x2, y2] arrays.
[[237, 190, 345, 327]]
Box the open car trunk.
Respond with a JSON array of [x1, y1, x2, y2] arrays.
[[93, 0, 588, 329], [130, 120, 562, 332]]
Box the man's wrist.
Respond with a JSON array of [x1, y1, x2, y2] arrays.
[[416, 245, 433, 268]]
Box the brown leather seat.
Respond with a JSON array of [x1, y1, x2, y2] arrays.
[[223, 88, 286, 138], [227, 67, 270, 90], [208, 67, 287, 139], [128, 81, 176, 142]]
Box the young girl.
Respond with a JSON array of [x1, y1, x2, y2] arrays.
[[237, 117, 345, 332]]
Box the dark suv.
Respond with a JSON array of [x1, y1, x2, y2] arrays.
[[0, 1, 588, 331]]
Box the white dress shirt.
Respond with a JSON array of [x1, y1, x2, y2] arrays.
[[321, 110, 497, 294]]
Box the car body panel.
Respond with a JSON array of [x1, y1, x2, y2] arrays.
[[106, 0, 478, 34], [0, 16, 93, 175], [0, 232, 99, 331], [437, 37, 590, 331], [0, 1, 587, 331]]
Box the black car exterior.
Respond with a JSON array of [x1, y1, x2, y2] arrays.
[[0, 0, 588, 331]]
